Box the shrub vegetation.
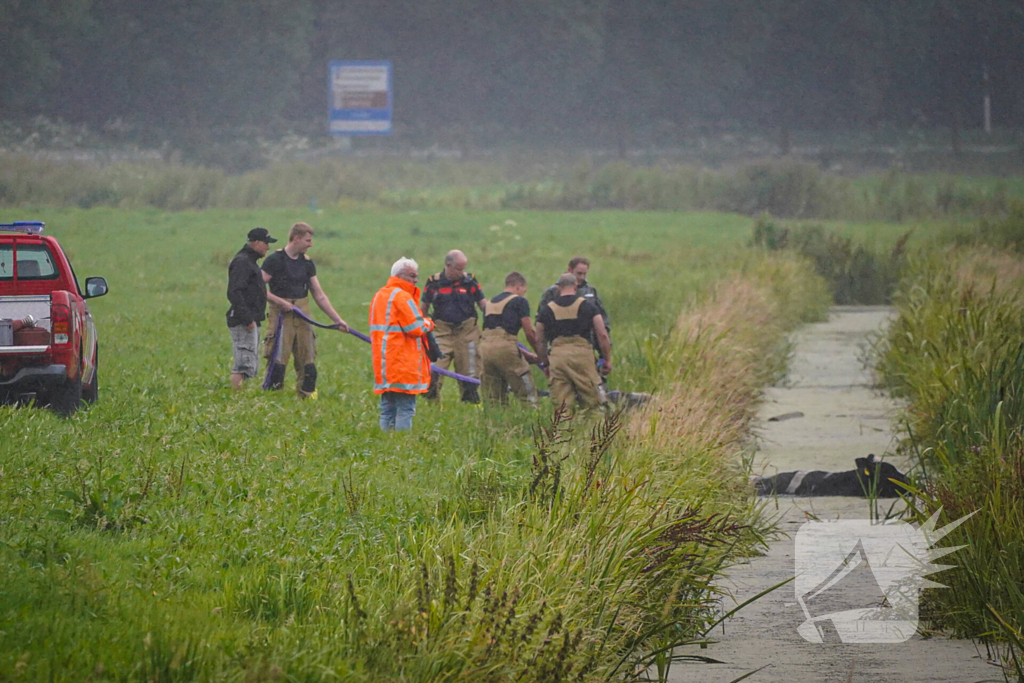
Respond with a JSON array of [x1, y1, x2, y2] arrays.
[[750, 217, 909, 305], [3, 153, 1023, 222]]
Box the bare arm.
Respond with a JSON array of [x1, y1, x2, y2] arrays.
[[593, 314, 612, 374], [520, 317, 541, 356], [262, 270, 294, 312], [308, 275, 348, 332], [534, 322, 549, 367]]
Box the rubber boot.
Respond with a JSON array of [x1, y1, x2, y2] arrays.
[[460, 381, 481, 404], [267, 362, 286, 390], [425, 371, 441, 400], [299, 363, 318, 399]]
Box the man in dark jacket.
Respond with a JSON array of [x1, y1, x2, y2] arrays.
[[420, 249, 486, 403], [227, 227, 276, 388]]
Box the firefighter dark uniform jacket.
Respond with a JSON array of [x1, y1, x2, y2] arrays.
[[538, 280, 608, 329], [538, 279, 609, 347], [421, 271, 485, 324], [370, 276, 435, 394], [537, 294, 605, 410], [483, 292, 531, 336], [537, 295, 601, 343], [226, 243, 267, 328]]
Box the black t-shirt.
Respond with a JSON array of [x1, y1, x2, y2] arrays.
[[262, 250, 316, 299], [421, 272, 485, 324], [536, 295, 599, 342], [483, 292, 531, 336], [538, 280, 609, 331]]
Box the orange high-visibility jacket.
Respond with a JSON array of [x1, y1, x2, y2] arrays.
[[370, 276, 435, 394]]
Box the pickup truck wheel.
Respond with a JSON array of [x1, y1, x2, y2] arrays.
[[83, 350, 99, 404], [49, 377, 83, 417]]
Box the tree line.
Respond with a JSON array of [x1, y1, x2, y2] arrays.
[[3, 0, 1023, 144]]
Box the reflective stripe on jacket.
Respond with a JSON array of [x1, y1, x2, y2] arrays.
[[370, 276, 435, 394]]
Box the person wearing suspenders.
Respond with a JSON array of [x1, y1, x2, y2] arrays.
[[534, 273, 612, 412], [479, 271, 542, 405], [261, 222, 349, 399], [420, 250, 486, 403]]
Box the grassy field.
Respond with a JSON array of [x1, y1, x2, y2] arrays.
[[9, 206, 768, 385], [0, 207, 835, 681]]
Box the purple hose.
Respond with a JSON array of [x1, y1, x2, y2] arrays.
[[287, 307, 480, 385], [348, 328, 371, 343], [261, 313, 284, 390], [517, 341, 544, 368], [428, 365, 480, 384]]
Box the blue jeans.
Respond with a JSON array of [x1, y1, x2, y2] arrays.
[[379, 391, 417, 431]]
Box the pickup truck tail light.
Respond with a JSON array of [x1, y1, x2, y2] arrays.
[[51, 304, 71, 346]]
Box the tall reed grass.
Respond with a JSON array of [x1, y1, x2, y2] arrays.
[[629, 255, 828, 454], [2, 152, 1019, 221], [874, 249, 1024, 677]]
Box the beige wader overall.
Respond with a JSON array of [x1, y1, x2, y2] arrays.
[[427, 318, 481, 400], [546, 298, 605, 411], [263, 297, 317, 397], [479, 296, 537, 405]]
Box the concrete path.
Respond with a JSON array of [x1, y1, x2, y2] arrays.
[[668, 307, 999, 683]]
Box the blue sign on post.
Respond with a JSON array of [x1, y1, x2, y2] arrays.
[[328, 61, 392, 136]]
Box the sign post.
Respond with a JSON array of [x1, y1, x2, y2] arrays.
[[328, 61, 393, 136]]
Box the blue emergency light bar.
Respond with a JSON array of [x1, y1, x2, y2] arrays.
[[0, 221, 45, 235]]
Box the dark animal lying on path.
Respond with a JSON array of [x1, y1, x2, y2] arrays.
[[752, 454, 909, 497], [537, 389, 652, 407], [605, 390, 652, 408]]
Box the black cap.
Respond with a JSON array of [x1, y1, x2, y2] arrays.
[[247, 227, 277, 243]]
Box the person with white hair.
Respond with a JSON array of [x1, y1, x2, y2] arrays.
[[369, 257, 435, 431]]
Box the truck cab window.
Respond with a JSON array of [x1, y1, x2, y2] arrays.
[[15, 245, 58, 280], [0, 246, 11, 280]]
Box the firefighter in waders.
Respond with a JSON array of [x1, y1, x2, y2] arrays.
[[261, 222, 348, 398], [537, 256, 612, 395], [479, 271, 542, 405], [537, 256, 610, 352], [420, 249, 485, 403], [534, 273, 612, 412]]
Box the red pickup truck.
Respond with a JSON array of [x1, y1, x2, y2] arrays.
[[0, 222, 108, 414]]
